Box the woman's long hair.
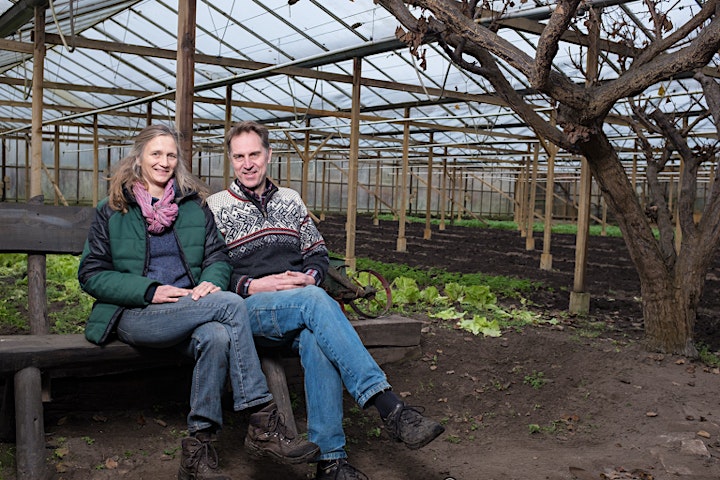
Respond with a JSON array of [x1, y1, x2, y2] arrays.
[[107, 124, 209, 212]]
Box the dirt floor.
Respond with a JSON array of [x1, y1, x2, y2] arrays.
[[2, 214, 720, 480]]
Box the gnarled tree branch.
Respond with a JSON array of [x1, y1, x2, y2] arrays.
[[533, 0, 583, 90]]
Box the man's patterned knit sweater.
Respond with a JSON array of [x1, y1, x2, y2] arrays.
[[207, 180, 329, 297]]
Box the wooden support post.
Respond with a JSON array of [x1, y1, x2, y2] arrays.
[[260, 356, 297, 437], [569, 4, 599, 315], [27, 248, 48, 335], [526, 143, 539, 251], [449, 159, 457, 222], [396, 107, 411, 252], [517, 155, 528, 236], [285, 155, 291, 187], [439, 154, 447, 231], [321, 162, 327, 221], [14, 367, 48, 480], [53, 126, 59, 206], [345, 57, 362, 269], [456, 164, 463, 222], [423, 133, 434, 240], [1, 138, 6, 202], [223, 85, 232, 188], [675, 159, 684, 253], [569, 159, 592, 314], [373, 160, 380, 225], [176, 0, 196, 168], [106, 146, 112, 193], [302, 119, 310, 201], [540, 141, 556, 270], [667, 168, 675, 215], [93, 114, 99, 206], [30, 7, 44, 203], [631, 141, 638, 199], [27, 5, 50, 326]]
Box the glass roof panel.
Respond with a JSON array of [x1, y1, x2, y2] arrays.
[[0, 0, 713, 164]]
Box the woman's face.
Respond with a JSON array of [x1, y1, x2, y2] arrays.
[[138, 134, 178, 197]]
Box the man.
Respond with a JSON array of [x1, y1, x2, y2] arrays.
[[207, 121, 444, 480]]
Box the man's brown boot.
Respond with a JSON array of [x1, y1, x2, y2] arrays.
[[244, 402, 320, 464], [178, 434, 231, 480]]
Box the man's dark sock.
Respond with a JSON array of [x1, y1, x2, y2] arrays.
[[369, 390, 402, 420]]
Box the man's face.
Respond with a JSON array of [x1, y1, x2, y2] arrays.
[[229, 131, 271, 195]]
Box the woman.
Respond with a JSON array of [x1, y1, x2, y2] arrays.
[[77, 124, 318, 480]]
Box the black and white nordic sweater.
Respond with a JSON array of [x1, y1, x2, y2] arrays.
[[207, 179, 329, 297]]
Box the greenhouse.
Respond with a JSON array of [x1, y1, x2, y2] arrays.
[[0, 1, 713, 222], [1, 2, 720, 480]]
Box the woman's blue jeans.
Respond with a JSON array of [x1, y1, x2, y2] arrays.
[[245, 285, 392, 461], [116, 291, 272, 434]]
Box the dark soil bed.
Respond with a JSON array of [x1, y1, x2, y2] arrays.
[[318, 214, 720, 350]]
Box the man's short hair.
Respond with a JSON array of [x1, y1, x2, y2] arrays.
[[226, 121, 270, 152]]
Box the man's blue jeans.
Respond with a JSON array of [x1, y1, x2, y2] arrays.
[[116, 291, 272, 434], [245, 285, 392, 461]]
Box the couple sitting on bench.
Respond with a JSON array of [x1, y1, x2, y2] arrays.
[[77, 121, 444, 480]]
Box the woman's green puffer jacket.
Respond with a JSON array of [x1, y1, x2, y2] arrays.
[[78, 192, 231, 345]]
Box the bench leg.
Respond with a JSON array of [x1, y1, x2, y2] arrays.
[[260, 356, 298, 437], [14, 367, 49, 480]]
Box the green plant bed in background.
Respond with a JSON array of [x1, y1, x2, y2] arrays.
[[355, 257, 538, 300], [352, 256, 548, 336], [1, 251, 544, 339], [0, 253, 93, 334], [375, 214, 625, 238]]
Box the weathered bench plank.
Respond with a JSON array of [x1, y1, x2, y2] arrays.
[[0, 335, 185, 375], [0, 204, 94, 254], [0, 315, 421, 376]]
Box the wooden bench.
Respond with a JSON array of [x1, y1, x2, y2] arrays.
[[0, 202, 423, 480]]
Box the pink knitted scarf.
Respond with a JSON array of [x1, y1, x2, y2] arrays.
[[132, 179, 179, 234]]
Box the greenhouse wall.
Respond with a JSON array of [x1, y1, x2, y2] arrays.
[[1, 136, 710, 228]]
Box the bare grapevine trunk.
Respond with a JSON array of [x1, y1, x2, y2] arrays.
[[578, 130, 702, 355], [638, 269, 699, 356]]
